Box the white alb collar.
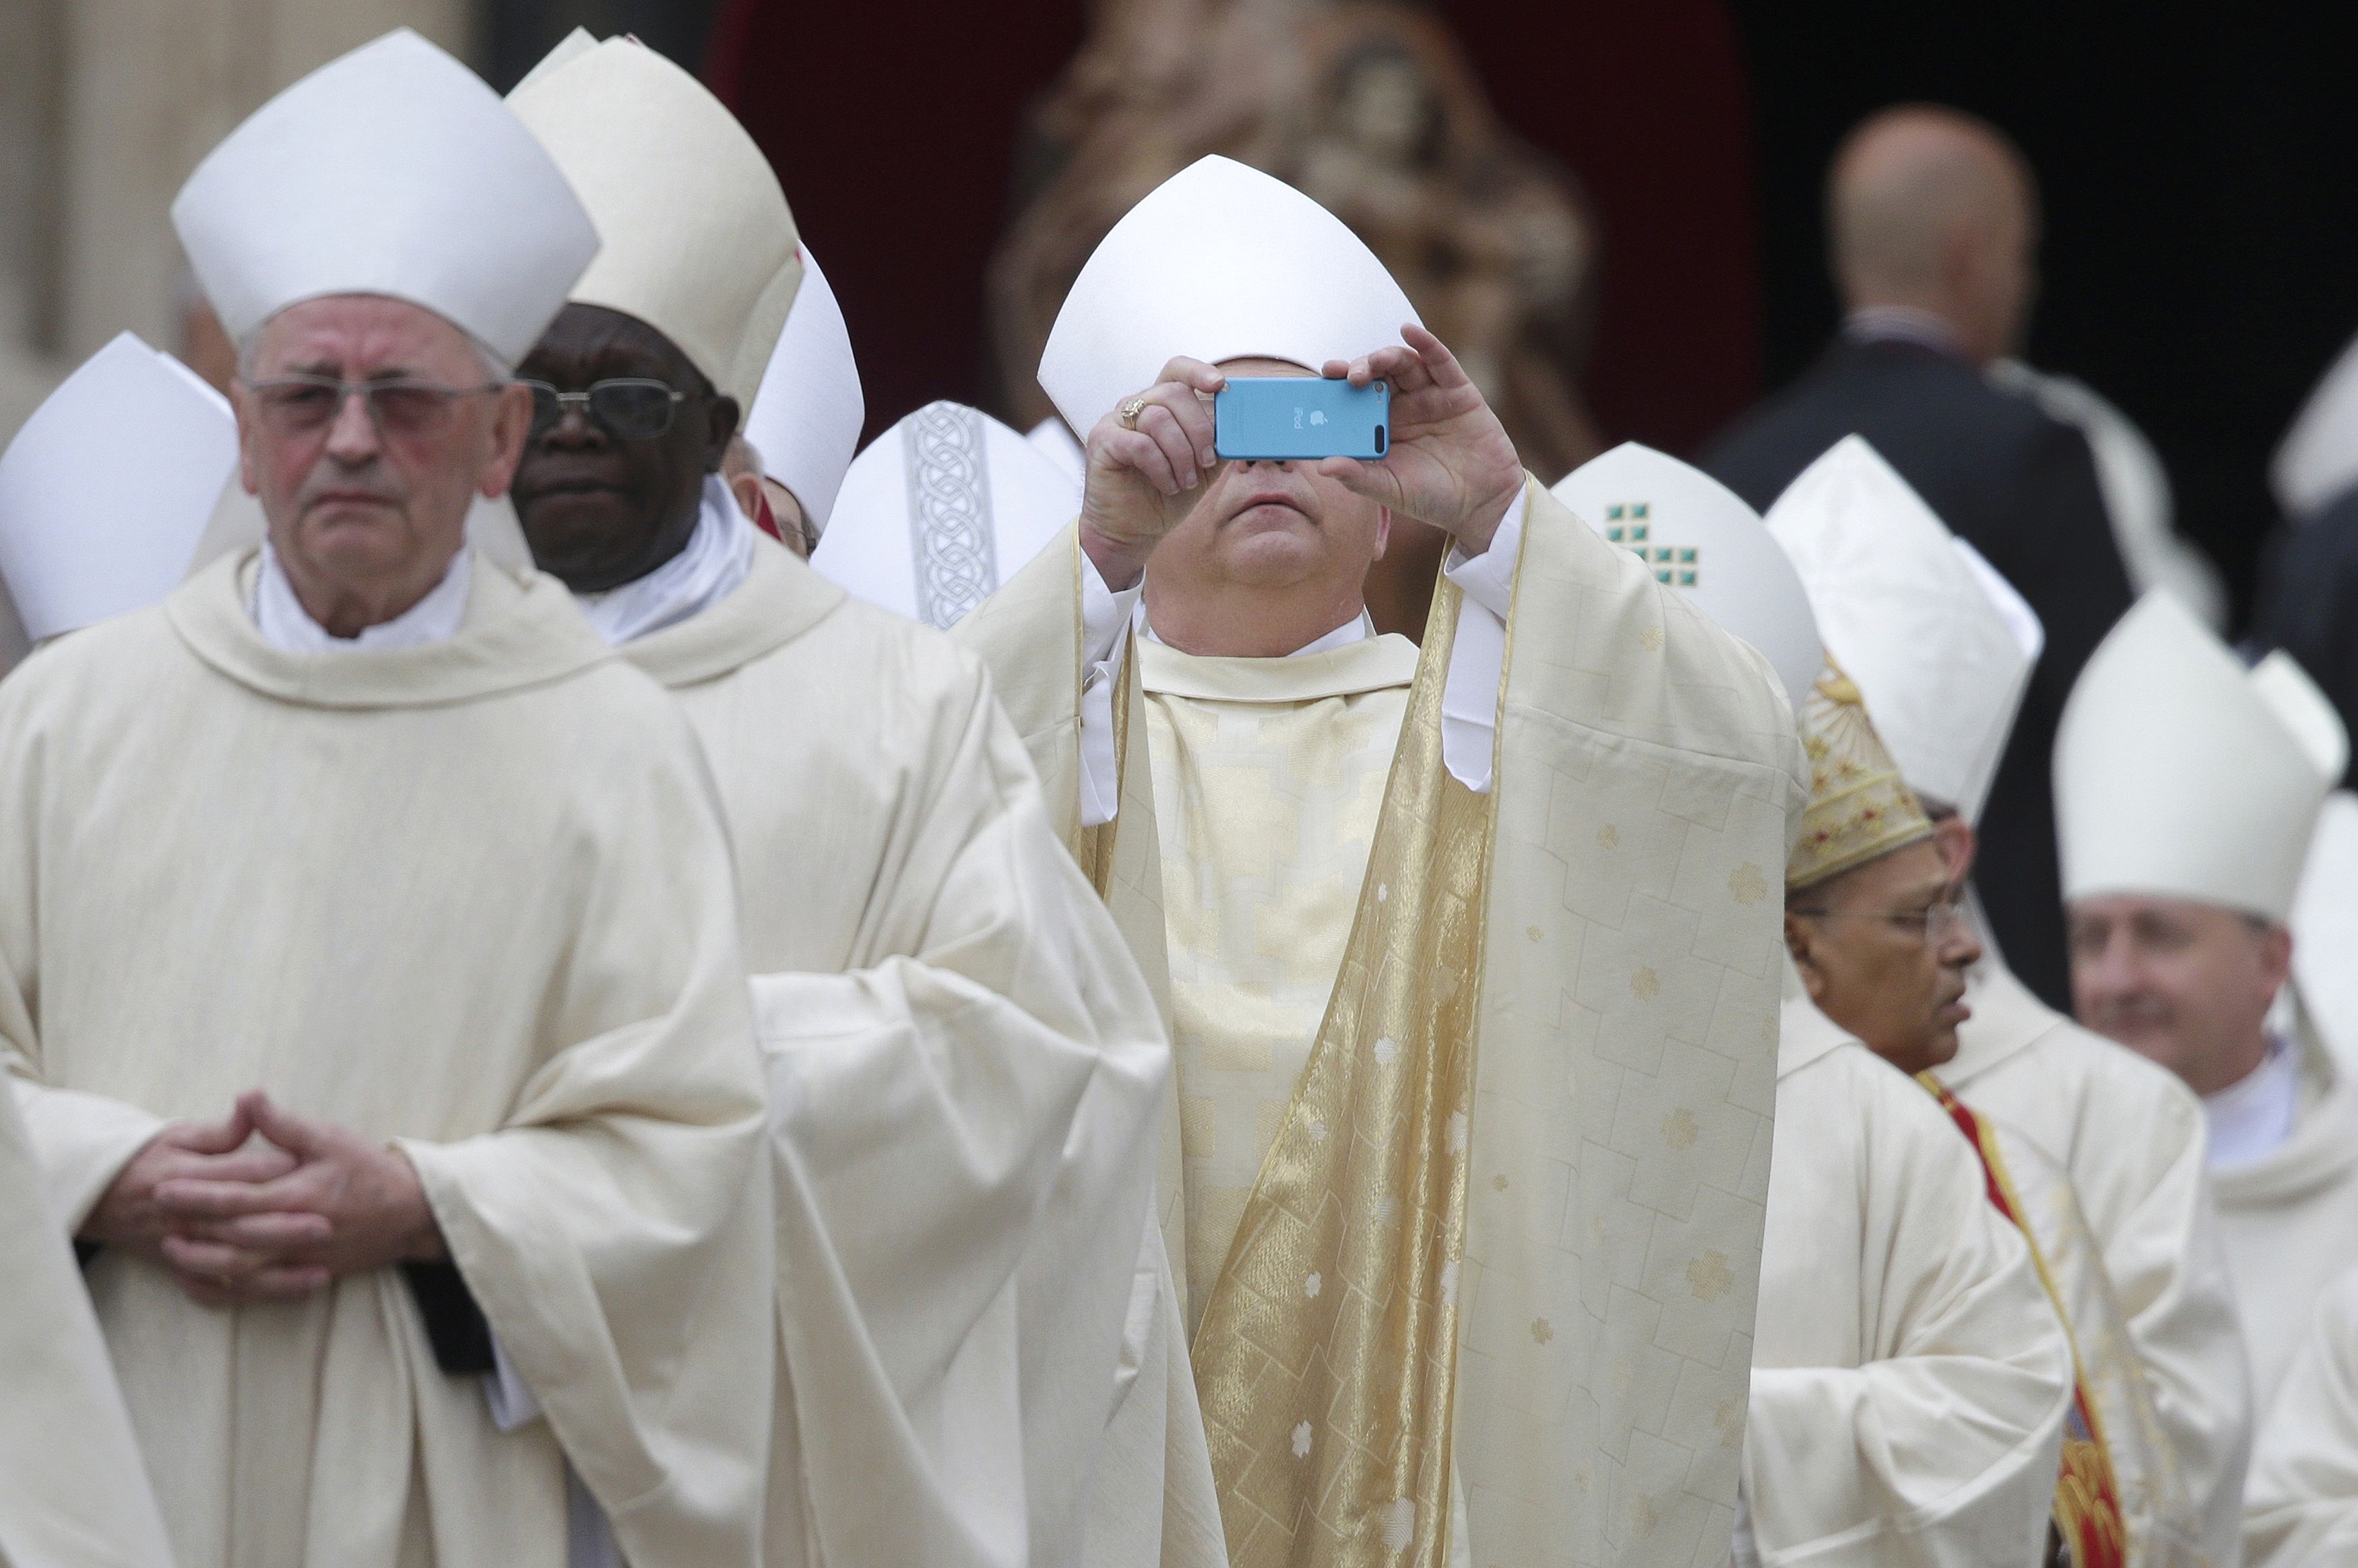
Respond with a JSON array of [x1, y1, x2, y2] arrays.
[[575, 473, 757, 646], [251, 534, 471, 653], [1140, 603, 1375, 657], [2205, 1031, 2301, 1171]]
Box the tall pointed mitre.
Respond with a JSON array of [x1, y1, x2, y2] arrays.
[[2056, 593, 2343, 921], [1787, 659, 1937, 891], [813, 401, 1081, 630], [2272, 328, 2358, 519], [1764, 434, 2042, 822], [1038, 156, 1418, 434], [1552, 440, 1824, 713], [0, 333, 236, 645], [741, 247, 862, 536], [507, 34, 802, 409], [172, 30, 597, 366]]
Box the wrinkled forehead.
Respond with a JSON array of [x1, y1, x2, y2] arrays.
[[248, 293, 478, 380]]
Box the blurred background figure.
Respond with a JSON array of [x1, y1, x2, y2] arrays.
[[1703, 104, 2130, 1011]]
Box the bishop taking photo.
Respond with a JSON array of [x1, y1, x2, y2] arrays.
[[2, 19, 2355, 1568]]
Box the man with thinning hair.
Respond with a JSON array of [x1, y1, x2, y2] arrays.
[[1, 32, 773, 1568], [1703, 104, 2132, 1010]]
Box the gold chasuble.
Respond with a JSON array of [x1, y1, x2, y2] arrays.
[[0, 550, 774, 1568], [960, 478, 1810, 1567], [618, 535, 1219, 1568]]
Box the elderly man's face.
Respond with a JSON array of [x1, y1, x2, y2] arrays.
[[2069, 894, 2290, 1097], [1786, 839, 1983, 1075], [1143, 357, 1389, 606], [235, 295, 525, 615], [513, 304, 738, 593]]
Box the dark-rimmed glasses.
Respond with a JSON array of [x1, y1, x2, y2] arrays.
[[521, 379, 693, 441], [245, 374, 503, 440]]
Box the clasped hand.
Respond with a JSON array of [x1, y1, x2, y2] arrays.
[[1077, 323, 1527, 589], [83, 1088, 443, 1307]]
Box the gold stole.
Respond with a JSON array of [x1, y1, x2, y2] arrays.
[[1187, 579, 1496, 1568]]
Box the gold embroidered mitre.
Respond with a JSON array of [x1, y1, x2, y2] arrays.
[[1786, 657, 1933, 890]]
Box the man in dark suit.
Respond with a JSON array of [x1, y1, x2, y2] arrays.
[[1704, 105, 2133, 1011]]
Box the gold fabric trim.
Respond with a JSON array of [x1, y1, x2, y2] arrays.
[[1190, 576, 1494, 1568]]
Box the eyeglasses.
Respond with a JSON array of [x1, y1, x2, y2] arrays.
[[245, 374, 502, 440], [521, 379, 693, 441], [1791, 892, 1969, 946]]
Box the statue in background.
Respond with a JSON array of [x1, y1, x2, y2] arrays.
[[990, 0, 1603, 638]]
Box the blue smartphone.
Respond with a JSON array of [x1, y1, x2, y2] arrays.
[[1213, 377, 1389, 461]]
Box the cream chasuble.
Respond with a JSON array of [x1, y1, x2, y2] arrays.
[[1922, 1076, 2201, 1567], [0, 1079, 174, 1568], [1136, 630, 1420, 1316], [2212, 1015, 2358, 1420], [2243, 1264, 2358, 1565], [616, 534, 1221, 1568], [959, 478, 1810, 1567], [1748, 992, 2072, 1567], [1937, 958, 2250, 1565], [0, 549, 774, 1568]]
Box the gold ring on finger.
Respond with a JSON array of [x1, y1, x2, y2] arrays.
[[1118, 397, 1148, 431]]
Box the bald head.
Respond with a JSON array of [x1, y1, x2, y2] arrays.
[[1828, 106, 2039, 365]]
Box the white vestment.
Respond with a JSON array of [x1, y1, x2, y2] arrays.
[[1938, 958, 2252, 1563], [959, 478, 1809, 1566], [617, 533, 1221, 1568], [1, 549, 774, 1568], [0, 1080, 175, 1568], [2210, 1021, 2358, 1419], [2242, 1264, 2358, 1564], [1749, 990, 2074, 1567]]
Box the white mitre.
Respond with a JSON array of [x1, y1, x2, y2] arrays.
[[2272, 329, 2358, 519], [172, 29, 596, 366], [2056, 593, 2343, 922], [1552, 441, 1822, 713], [741, 247, 862, 537], [1764, 434, 2041, 822], [508, 35, 801, 410], [813, 401, 1082, 630], [2293, 791, 2358, 1067], [1038, 155, 1418, 434], [0, 333, 235, 647]]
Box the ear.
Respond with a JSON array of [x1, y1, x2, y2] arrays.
[[705, 395, 742, 473], [478, 382, 534, 499], [727, 469, 766, 524], [2261, 921, 2296, 997], [1783, 912, 1828, 1004], [1931, 814, 1977, 883], [228, 379, 262, 496]]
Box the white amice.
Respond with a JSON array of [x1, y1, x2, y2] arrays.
[[2205, 1034, 2303, 1171]]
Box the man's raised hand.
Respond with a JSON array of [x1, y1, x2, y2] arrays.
[[1079, 356, 1225, 590], [1315, 323, 1524, 556]]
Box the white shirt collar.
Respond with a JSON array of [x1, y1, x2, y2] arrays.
[[251, 535, 472, 653], [2204, 1031, 2301, 1170], [1842, 305, 1965, 358], [1140, 603, 1375, 657], [575, 474, 756, 647]]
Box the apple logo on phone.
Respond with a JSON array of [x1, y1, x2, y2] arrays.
[[1310, 410, 1329, 426]]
